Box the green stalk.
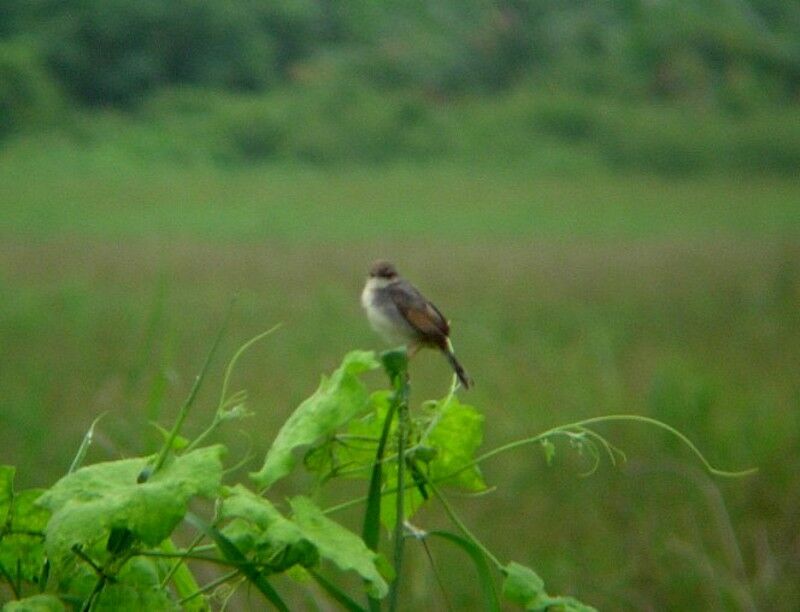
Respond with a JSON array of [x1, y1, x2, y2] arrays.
[[179, 569, 240, 605], [363, 397, 397, 612], [187, 324, 282, 453], [379, 349, 410, 612], [152, 312, 228, 474]]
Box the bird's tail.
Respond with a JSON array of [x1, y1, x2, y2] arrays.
[[444, 344, 472, 389]]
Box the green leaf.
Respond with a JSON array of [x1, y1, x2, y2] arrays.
[[150, 423, 189, 452], [426, 396, 486, 491], [289, 496, 389, 599], [2, 594, 65, 611], [219, 485, 316, 572], [94, 557, 178, 611], [378, 465, 426, 532], [502, 562, 596, 611], [304, 390, 394, 482], [38, 446, 225, 562], [502, 562, 545, 608], [220, 485, 288, 532], [0, 467, 49, 584], [381, 395, 486, 529], [219, 488, 388, 598], [251, 350, 380, 489]]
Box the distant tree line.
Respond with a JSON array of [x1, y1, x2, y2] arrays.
[[1, 1, 799, 173], [2, 0, 798, 109]]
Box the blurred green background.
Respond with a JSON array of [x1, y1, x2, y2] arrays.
[[1, 1, 799, 609]]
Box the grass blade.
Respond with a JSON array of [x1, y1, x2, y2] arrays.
[[362, 391, 397, 612], [309, 569, 367, 612], [428, 531, 500, 612], [68, 412, 107, 474], [185, 512, 288, 612], [152, 303, 232, 475]]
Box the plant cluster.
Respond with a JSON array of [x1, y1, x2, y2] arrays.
[[0, 324, 754, 610]]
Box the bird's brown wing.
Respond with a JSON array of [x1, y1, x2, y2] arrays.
[[388, 280, 450, 342]]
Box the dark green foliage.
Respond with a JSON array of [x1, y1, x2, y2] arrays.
[[0, 41, 63, 137], [42, 0, 281, 106], [0, 1, 798, 125], [0, 0, 797, 171], [0, 467, 49, 587], [38, 446, 225, 562]]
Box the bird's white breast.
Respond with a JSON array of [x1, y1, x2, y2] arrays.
[[361, 277, 414, 344]]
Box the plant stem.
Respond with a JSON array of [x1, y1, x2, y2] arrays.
[[187, 323, 282, 453], [153, 303, 232, 474], [426, 480, 501, 569], [388, 360, 410, 612], [159, 533, 208, 589], [82, 575, 107, 612], [180, 569, 240, 605], [142, 550, 231, 566]]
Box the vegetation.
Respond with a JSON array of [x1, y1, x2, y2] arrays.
[[1, 0, 798, 608], [1, 1, 799, 171], [1, 167, 797, 606], [0, 327, 756, 609]]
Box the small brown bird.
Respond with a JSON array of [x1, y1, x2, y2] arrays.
[[361, 260, 471, 388]]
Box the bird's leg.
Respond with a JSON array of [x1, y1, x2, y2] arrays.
[[406, 342, 421, 359]]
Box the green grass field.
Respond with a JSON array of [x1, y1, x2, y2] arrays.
[[1, 149, 799, 609]]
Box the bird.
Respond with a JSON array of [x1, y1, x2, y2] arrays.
[[360, 260, 471, 388]]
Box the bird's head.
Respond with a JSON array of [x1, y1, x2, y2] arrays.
[[368, 260, 398, 280]]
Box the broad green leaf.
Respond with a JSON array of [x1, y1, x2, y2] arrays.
[[426, 396, 486, 491], [502, 562, 596, 611], [2, 594, 65, 611], [94, 557, 178, 611], [38, 446, 225, 562], [220, 485, 287, 531], [304, 390, 393, 481], [378, 463, 427, 532], [381, 395, 486, 529], [289, 496, 389, 599], [219, 485, 315, 571], [0, 466, 49, 584], [220, 488, 388, 597], [251, 350, 380, 489]]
